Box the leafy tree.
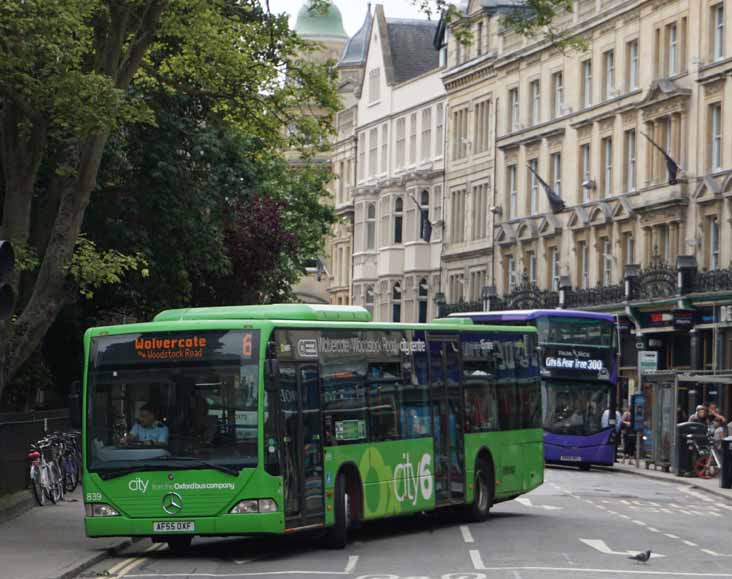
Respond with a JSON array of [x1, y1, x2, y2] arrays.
[[411, 0, 579, 49], [0, 0, 337, 399], [86, 87, 334, 318]]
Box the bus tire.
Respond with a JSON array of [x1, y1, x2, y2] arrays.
[[467, 459, 493, 522], [324, 472, 349, 549], [166, 536, 193, 554]]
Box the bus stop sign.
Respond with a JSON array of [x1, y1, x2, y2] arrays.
[[639, 350, 658, 375]]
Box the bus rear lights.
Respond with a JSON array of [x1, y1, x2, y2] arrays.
[[230, 499, 277, 514], [85, 503, 120, 517]]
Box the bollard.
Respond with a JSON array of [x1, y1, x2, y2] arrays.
[[635, 432, 642, 468], [721, 437, 732, 489]]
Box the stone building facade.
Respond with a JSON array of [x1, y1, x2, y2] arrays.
[[347, 5, 447, 323], [437, 0, 732, 400]]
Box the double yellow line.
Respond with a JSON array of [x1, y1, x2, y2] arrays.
[[106, 542, 166, 578]]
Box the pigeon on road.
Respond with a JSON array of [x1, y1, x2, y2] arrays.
[[629, 550, 652, 563]]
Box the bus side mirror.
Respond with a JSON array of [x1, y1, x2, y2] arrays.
[[265, 359, 280, 392]]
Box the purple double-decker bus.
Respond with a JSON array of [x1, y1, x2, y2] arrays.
[[449, 310, 619, 469]]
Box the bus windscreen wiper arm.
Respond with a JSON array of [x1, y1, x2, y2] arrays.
[[148, 456, 242, 476]]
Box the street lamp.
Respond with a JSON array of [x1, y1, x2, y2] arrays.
[[624, 263, 640, 302], [481, 285, 496, 312], [434, 292, 446, 319], [558, 276, 571, 309]]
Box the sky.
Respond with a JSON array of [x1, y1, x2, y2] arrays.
[[267, 1, 428, 36]]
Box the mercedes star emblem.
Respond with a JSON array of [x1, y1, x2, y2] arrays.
[[162, 492, 183, 515]]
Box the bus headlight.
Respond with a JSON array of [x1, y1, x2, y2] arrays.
[[230, 499, 277, 514], [258, 499, 277, 513], [85, 503, 120, 517]]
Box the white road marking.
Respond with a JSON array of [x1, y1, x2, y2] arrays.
[[579, 539, 665, 558], [702, 549, 732, 557], [683, 541, 699, 547], [515, 497, 562, 510], [344, 556, 359, 574], [470, 549, 487, 570], [632, 520, 647, 526], [679, 487, 715, 503], [460, 525, 475, 544], [618, 514, 631, 519], [666, 534, 680, 539], [648, 527, 660, 533], [716, 503, 732, 512], [607, 510, 618, 515], [596, 505, 607, 510]]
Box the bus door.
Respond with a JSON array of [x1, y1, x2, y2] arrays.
[[428, 335, 465, 505], [279, 364, 325, 530]]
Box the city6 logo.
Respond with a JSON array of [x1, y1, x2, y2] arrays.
[[393, 453, 433, 506], [128, 477, 149, 493]]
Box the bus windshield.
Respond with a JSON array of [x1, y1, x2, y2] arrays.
[[536, 317, 615, 347], [542, 381, 611, 436], [86, 330, 259, 476]]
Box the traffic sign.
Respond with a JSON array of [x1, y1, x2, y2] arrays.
[[639, 350, 658, 375]]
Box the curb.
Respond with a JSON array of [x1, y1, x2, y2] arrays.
[[0, 491, 36, 525], [53, 537, 142, 579], [613, 464, 732, 502]]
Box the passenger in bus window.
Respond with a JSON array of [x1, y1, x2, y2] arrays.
[[123, 404, 169, 446]]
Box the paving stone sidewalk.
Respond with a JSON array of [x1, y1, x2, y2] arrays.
[[0, 489, 134, 579]]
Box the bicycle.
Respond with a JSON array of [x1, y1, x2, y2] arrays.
[[686, 433, 721, 479], [50, 431, 81, 493], [28, 440, 63, 505]]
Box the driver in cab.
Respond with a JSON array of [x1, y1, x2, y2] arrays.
[[122, 404, 169, 446]]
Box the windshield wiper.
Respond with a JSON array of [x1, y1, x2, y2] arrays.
[[147, 456, 243, 476], [95, 465, 168, 480]]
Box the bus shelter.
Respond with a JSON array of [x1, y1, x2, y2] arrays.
[[638, 372, 676, 472], [637, 372, 732, 473]]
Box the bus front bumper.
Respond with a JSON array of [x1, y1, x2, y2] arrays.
[[85, 512, 285, 538]]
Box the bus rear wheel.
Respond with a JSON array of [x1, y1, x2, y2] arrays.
[[466, 459, 493, 522], [166, 536, 193, 555], [323, 472, 349, 549]]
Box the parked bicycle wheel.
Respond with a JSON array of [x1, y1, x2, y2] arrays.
[[29, 463, 46, 506], [47, 461, 64, 503], [63, 455, 79, 492], [695, 456, 714, 479]]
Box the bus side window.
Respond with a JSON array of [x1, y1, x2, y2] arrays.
[[463, 362, 499, 433], [400, 379, 431, 438]]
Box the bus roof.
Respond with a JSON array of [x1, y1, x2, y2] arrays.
[[153, 304, 373, 323], [85, 317, 539, 340], [449, 309, 616, 323]]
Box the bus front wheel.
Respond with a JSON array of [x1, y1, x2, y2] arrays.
[[467, 459, 494, 522], [324, 472, 350, 549], [166, 536, 193, 555]]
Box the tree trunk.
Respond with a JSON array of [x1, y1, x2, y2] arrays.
[[0, 133, 108, 394], [0, 1, 168, 402]]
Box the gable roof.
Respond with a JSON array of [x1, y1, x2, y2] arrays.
[[372, 5, 440, 86], [387, 18, 440, 83]]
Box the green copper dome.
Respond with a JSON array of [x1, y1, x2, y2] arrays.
[[295, 1, 348, 39]]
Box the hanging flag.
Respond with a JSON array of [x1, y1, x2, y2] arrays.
[[409, 193, 432, 242], [641, 132, 680, 185], [526, 163, 565, 214]]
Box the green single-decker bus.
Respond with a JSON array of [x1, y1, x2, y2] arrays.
[[82, 304, 544, 551]]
